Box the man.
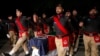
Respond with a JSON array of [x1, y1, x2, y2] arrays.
[[53, 4, 71, 56], [41, 13, 50, 34], [71, 9, 81, 53], [6, 16, 17, 47], [80, 8, 100, 56], [65, 10, 75, 56], [2, 9, 30, 56]]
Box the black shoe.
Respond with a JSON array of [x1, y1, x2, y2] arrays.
[[1, 53, 11, 56], [25, 54, 30, 56]]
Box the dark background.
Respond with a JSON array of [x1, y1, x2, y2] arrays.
[[0, 0, 99, 19]]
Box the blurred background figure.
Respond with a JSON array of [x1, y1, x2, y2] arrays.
[[6, 15, 17, 47]]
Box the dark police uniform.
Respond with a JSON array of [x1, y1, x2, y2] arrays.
[[53, 15, 72, 56], [7, 19, 17, 46], [82, 15, 100, 56]]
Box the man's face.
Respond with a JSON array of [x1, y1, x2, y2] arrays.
[[8, 16, 12, 20], [89, 9, 97, 15], [56, 6, 63, 14], [16, 10, 22, 17], [72, 10, 77, 16]]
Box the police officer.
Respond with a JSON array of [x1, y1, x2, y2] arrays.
[[53, 4, 72, 56], [2, 9, 30, 56], [6, 15, 17, 47], [71, 9, 81, 53], [80, 8, 100, 56]]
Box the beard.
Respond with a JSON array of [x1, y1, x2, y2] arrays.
[[56, 11, 62, 15]]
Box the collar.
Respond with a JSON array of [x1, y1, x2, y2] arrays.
[[57, 14, 63, 18]]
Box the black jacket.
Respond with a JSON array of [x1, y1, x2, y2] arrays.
[[53, 15, 73, 35], [71, 16, 81, 31], [7, 20, 17, 31], [83, 15, 100, 33]]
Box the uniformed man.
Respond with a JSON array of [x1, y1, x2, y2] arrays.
[[71, 9, 81, 53], [2, 9, 30, 56], [65, 10, 74, 56], [53, 4, 72, 56], [80, 8, 100, 56], [6, 16, 17, 47]]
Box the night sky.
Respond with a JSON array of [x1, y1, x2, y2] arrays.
[[0, 0, 99, 19]]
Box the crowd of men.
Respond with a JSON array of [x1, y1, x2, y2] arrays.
[[0, 4, 100, 56]]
